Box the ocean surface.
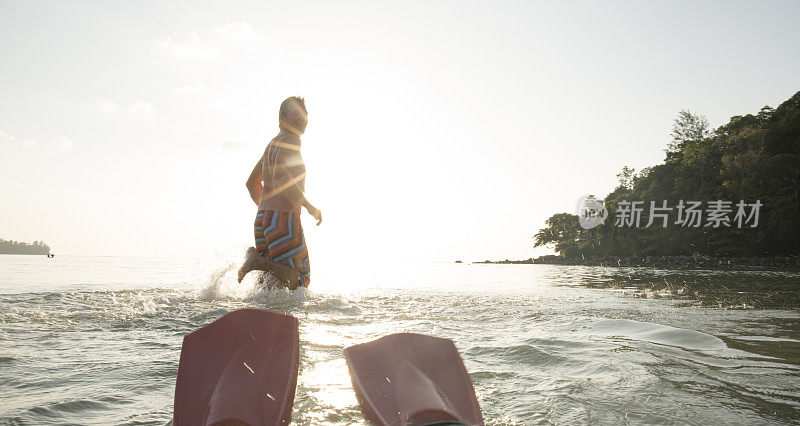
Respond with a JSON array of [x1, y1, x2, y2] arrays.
[[1, 254, 799, 425]]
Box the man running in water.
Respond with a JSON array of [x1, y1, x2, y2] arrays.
[[237, 96, 322, 289]]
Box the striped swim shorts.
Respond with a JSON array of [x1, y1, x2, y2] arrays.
[[254, 210, 310, 286]]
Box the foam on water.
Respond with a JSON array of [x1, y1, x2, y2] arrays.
[[577, 317, 728, 351]]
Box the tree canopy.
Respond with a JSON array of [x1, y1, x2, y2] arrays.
[[535, 91, 800, 258], [0, 239, 51, 255]]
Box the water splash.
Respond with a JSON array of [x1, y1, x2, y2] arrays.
[[197, 262, 235, 301], [245, 283, 309, 304]]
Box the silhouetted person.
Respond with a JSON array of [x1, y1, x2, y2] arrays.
[[238, 97, 322, 289]]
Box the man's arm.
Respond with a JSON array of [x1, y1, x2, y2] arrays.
[[246, 159, 263, 205], [290, 188, 322, 225], [284, 185, 322, 224]]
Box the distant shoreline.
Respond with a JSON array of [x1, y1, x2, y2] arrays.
[[0, 238, 51, 256], [469, 255, 800, 270]]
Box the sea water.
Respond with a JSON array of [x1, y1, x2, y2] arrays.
[[1, 254, 799, 425]]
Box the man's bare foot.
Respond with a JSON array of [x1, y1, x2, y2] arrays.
[[237, 247, 261, 283], [236, 246, 302, 289]]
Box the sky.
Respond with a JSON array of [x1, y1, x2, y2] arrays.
[[1, 0, 799, 263]]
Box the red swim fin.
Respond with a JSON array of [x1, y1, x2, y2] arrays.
[[173, 309, 299, 426], [345, 333, 484, 426]]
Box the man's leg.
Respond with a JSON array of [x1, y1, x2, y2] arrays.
[[237, 246, 301, 288], [238, 210, 303, 288], [237, 210, 270, 283], [268, 212, 310, 288]]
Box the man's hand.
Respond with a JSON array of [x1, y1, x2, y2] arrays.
[[307, 205, 322, 226]]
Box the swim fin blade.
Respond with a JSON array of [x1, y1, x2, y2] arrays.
[[345, 333, 484, 426], [173, 309, 299, 426]]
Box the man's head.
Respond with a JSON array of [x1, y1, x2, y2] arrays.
[[279, 96, 308, 135]]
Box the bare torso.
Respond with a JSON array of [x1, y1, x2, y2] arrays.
[[258, 131, 306, 213]]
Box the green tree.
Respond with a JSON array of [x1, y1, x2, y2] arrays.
[[533, 91, 800, 258], [616, 166, 636, 190], [534, 213, 583, 258]]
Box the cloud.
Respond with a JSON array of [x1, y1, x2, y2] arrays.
[[214, 22, 268, 43], [154, 23, 278, 62], [95, 98, 156, 116], [209, 99, 239, 113], [0, 128, 38, 150], [96, 98, 119, 114], [170, 85, 206, 97], [214, 22, 280, 54], [154, 31, 218, 59], [46, 137, 73, 154], [129, 100, 155, 115], [220, 140, 250, 151], [1, 128, 72, 154], [0, 128, 17, 148]]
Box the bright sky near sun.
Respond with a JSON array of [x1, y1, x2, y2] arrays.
[[1, 0, 799, 263]]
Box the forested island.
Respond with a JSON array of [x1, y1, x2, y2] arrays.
[[0, 239, 51, 255], [523, 90, 799, 267]]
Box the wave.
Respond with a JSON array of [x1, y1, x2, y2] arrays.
[[577, 317, 727, 351]]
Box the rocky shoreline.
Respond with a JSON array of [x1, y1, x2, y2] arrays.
[[472, 254, 800, 270]]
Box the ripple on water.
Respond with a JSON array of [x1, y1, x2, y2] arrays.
[[27, 399, 109, 416]]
